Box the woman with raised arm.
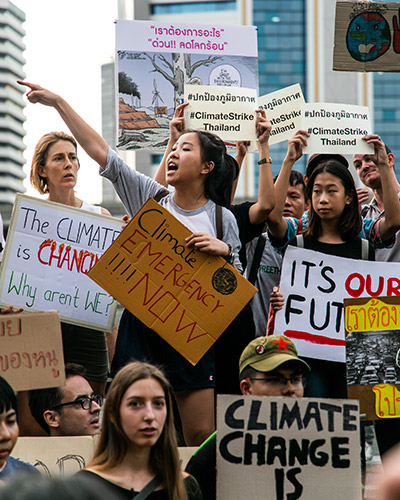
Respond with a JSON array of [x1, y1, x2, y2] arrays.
[[29, 130, 111, 397], [18, 80, 245, 446]]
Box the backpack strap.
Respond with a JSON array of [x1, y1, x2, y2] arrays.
[[295, 234, 304, 248], [216, 204, 223, 240], [153, 188, 170, 202], [248, 235, 267, 285], [361, 238, 369, 260], [132, 475, 162, 500]]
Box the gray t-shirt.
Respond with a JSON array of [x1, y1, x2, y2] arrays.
[[245, 232, 282, 337], [101, 148, 243, 271]]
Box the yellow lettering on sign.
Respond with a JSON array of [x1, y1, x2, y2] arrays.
[[373, 384, 400, 418], [345, 299, 399, 332]]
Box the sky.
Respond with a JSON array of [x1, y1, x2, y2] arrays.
[[14, 0, 118, 203]]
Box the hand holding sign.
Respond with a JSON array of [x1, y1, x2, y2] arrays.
[[285, 129, 310, 163]]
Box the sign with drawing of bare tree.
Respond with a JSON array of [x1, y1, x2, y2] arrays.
[[115, 20, 258, 151]]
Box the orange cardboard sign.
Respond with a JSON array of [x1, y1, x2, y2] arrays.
[[88, 198, 256, 365], [0, 310, 65, 391]]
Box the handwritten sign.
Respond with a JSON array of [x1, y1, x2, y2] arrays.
[[334, 2, 400, 72], [301, 102, 372, 155], [345, 295, 400, 420], [0, 311, 65, 391], [88, 198, 256, 365], [0, 195, 121, 331], [116, 20, 258, 151], [217, 395, 361, 500], [258, 84, 305, 145], [274, 247, 400, 363], [12, 436, 196, 476], [184, 85, 257, 141]]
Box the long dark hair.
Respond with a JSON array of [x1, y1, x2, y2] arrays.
[[185, 129, 238, 207], [0, 376, 17, 416], [304, 160, 361, 241], [89, 362, 187, 500]]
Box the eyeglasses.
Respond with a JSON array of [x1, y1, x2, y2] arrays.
[[50, 394, 104, 411], [249, 375, 307, 389]]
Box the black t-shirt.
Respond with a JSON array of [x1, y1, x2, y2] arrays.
[[186, 432, 217, 500], [230, 201, 265, 270], [288, 235, 375, 260]]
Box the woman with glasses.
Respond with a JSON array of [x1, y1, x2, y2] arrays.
[[77, 361, 202, 500]]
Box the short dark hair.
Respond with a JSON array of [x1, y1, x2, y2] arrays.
[[274, 169, 306, 200], [0, 377, 17, 416], [28, 363, 86, 434]]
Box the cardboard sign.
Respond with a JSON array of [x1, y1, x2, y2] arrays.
[[116, 20, 258, 151], [274, 247, 400, 363], [334, 2, 400, 72], [12, 436, 196, 476], [88, 198, 256, 365], [12, 436, 97, 476], [0, 195, 122, 331], [0, 311, 65, 392], [184, 85, 257, 141], [345, 295, 400, 420], [217, 395, 361, 500], [258, 84, 305, 145], [301, 102, 373, 155]]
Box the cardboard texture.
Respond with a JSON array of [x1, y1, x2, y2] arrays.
[[217, 395, 362, 500], [88, 198, 256, 365], [12, 436, 196, 476], [334, 1, 400, 72], [0, 194, 121, 331], [345, 296, 400, 420], [0, 311, 65, 392], [12, 436, 97, 476]]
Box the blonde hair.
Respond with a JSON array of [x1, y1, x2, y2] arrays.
[[89, 362, 187, 500], [30, 131, 78, 194]]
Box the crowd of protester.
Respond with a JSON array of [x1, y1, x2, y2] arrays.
[[0, 78, 398, 498]]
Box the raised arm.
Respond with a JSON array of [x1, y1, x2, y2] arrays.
[[154, 102, 188, 186], [365, 135, 400, 241], [247, 110, 274, 225], [18, 81, 109, 170], [267, 129, 309, 241]]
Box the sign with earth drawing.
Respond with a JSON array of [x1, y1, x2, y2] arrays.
[[334, 2, 400, 72], [115, 20, 258, 151]]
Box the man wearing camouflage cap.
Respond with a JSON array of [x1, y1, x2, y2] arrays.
[[185, 334, 310, 500]]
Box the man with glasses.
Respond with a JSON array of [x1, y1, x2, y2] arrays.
[[28, 363, 103, 436], [185, 334, 310, 500]]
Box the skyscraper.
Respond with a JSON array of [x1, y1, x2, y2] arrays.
[[0, 0, 26, 226]]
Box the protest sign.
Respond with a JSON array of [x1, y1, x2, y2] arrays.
[[345, 295, 400, 420], [12, 436, 196, 476], [0, 310, 64, 392], [184, 85, 257, 141], [88, 198, 256, 365], [0, 195, 121, 331], [115, 19, 258, 151], [334, 2, 400, 72], [13, 436, 97, 476], [258, 84, 305, 145], [217, 395, 361, 500], [274, 246, 400, 363], [301, 102, 373, 155]]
